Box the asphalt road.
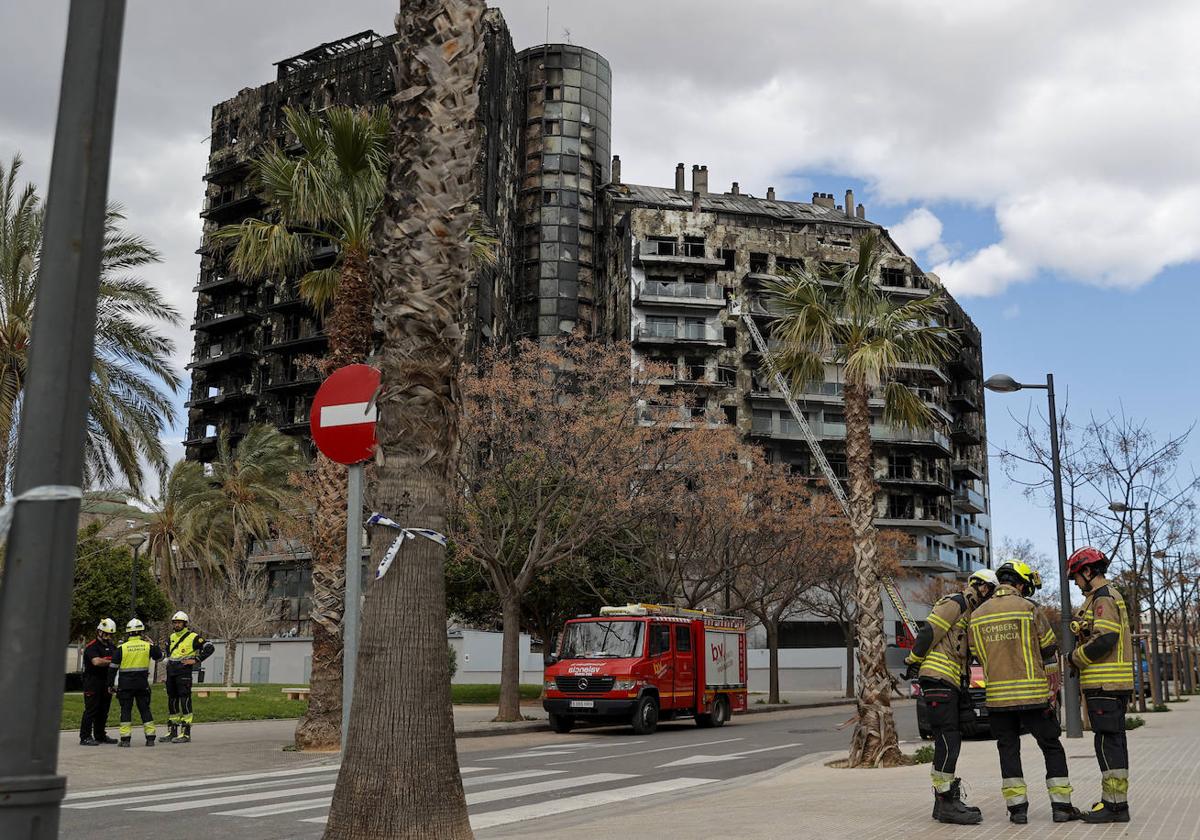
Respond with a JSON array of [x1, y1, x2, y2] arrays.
[[59, 701, 916, 840]]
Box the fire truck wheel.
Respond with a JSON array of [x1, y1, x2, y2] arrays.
[[631, 696, 659, 735], [548, 713, 574, 734], [696, 696, 729, 728]]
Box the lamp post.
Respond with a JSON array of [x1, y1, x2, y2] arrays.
[[125, 532, 146, 621], [983, 372, 1080, 737], [1154, 551, 1194, 695], [1109, 501, 1164, 706]]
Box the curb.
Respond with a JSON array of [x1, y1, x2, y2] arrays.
[[456, 721, 549, 738], [738, 698, 858, 716]]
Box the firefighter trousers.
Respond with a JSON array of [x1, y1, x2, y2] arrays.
[[79, 686, 112, 741], [117, 689, 156, 739], [920, 679, 961, 793], [166, 668, 194, 727], [1084, 690, 1130, 804], [989, 705, 1071, 808]]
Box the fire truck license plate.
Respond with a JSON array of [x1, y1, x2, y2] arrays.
[[569, 700, 594, 709]]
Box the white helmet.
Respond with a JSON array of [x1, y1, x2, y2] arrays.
[[172, 611, 189, 623], [97, 618, 117, 634], [969, 569, 999, 588], [126, 618, 145, 633]]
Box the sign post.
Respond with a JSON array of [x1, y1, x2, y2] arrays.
[[310, 364, 380, 745]]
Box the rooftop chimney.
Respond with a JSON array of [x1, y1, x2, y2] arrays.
[[692, 191, 702, 213], [612, 155, 621, 186], [693, 165, 708, 195], [675, 163, 686, 192], [812, 192, 836, 209], [845, 189, 854, 218], [767, 187, 776, 201], [731, 181, 740, 195], [856, 203, 866, 220]]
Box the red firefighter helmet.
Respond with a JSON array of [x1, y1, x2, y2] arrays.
[[1067, 546, 1108, 577]]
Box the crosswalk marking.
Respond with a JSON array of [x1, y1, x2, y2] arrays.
[[466, 773, 633, 806], [488, 740, 647, 760], [467, 777, 715, 830], [546, 737, 743, 766], [64, 764, 340, 801], [215, 798, 333, 818], [130, 783, 336, 813], [463, 770, 563, 788], [64, 773, 339, 809]]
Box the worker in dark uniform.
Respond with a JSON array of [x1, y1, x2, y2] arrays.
[[162, 610, 214, 743], [904, 568, 998, 824], [79, 618, 118, 746], [109, 618, 162, 747], [1068, 547, 1135, 823], [969, 561, 1081, 824]]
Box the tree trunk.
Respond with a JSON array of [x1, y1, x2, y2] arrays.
[[842, 378, 901, 767], [496, 592, 523, 721], [295, 453, 347, 750], [224, 638, 237, 686], [765, 619, 780, 705], [0, 378, 15, 496], [322, 1, 484, 836], [844, 625, 855, 699]]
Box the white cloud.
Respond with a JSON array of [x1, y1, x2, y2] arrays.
[[933, 244, 1031, 298], [889, 208, 945, 263]]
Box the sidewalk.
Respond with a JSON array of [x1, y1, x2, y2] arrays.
[[496, 700, 1200, 839]]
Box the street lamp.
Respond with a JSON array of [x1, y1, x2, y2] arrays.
[[125, 532, 146, 621], [1154, 550, 1194, 696], [983, 372, 1081, 737], [1109, 501, 1165, 706]]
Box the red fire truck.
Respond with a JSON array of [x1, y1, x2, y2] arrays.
[[542, 603, 747, 734]]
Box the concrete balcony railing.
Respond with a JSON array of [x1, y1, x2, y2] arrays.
[[876, 508, 956, 535], [953, 485, 986, 514], [907, 540, 960, 570], [633, 322, 723, 345], [636, 280, 725, 307], [823, 422, 952, 452], [956, 520, 987, 547]]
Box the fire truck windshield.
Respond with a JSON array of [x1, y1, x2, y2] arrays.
[[561, 620, 643, 659]]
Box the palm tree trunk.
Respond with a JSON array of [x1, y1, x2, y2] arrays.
[[0, 372, 17, 496], [298, 248, 375, 750], [843, 624, 855, 698], [322, 1, 485, 836], [497, 591, 523, 721], [843, 378, 901, 767]]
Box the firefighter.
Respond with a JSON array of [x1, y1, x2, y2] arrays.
[[163, 610, 214, 743], [1067, 547, 1134, 823], [968, 560, 1081, 824], [903, 568, 999, 824], [108, 618, 163, 747], [79, 618, 118, 746]]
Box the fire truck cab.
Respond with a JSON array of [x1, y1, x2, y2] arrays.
[[542, 604, 748, 735]]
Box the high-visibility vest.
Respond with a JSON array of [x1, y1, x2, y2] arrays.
[[168, 629, 202, 662], [1073, 579, 1134, 691]]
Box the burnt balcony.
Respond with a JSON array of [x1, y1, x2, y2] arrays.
[[266, 326, 327, 354], [193, 270, 243, 294], [267, 287, 310, 311], [263, 364, 321, 392], [635, 280, 725, 308], [949, 345, 984, 377], [200, 182, 261, 221], [877, 464, 953, 492], [949, 383, 982, 412], [636, 240, 726, 269], [955, 520, 987, 548], [951, 417, 984, 444], [191, 305, 261, 332], [633, 322, 723, 346], [953, 485, 987, 514], [907, 540, 960, 571], [187, 345, 256, 371], [952, 458, 986, 481], [185, 380, 256, 408], [876, 503, 956, 536], [821, 421, 952, 454]]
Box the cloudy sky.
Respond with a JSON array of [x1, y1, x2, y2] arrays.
[[2, 0, 1198, 564]]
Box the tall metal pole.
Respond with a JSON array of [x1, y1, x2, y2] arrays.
[[129, 544, 139, 619], [0, 2, 126, 835], [1144, 511, 1164, 705], [342, 462, 364, 744], [1179, 554, 1194, 694], [1045, 374, 1082, 737]]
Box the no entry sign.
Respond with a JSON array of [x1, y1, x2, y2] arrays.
[[310, 364, 380, 465]]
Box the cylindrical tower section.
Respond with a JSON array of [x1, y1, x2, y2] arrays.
[[516, 44, 612, 338]]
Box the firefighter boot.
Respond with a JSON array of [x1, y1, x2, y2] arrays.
[[936, 783, 982, 825], [118, 737, 131, 748], [1081, 802, 1131, 823], [1008, 803, 1029, 825], [176, 724, 191, 744], [1052, 803, 1082, 822], [164, 724, 177, 743], [145, 735, 156, 747], [949, 780, 980, 816]]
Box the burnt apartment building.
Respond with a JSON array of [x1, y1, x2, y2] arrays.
[[187, 19, 990, 638], [597, 168, 992, 639]]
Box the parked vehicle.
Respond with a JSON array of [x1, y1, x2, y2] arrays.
[[542, 603, 747, 734]]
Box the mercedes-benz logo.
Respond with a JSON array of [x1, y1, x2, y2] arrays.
[[578, 678, 589, 690]]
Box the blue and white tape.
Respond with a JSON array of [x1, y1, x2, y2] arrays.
[[367, 513, 448, 580]]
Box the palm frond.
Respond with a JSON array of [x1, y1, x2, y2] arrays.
[[880, 380, 935, 431], [299, 267, 341, 313]]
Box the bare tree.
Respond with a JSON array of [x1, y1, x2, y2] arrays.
[[184, 565, 276, 686]]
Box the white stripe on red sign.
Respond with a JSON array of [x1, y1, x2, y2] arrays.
[[320, 401, 377, 428]]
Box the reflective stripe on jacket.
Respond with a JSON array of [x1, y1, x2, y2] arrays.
[[109, 636, 162, 691], [908, 589, 977, 687], [1071, 578, 1134, 691], [168, 629, 211, 663], [968, 585, 1058, 709]]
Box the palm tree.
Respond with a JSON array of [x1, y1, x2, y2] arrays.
[[321, 1, 486, 837], [0, 154, 181, 496], [763, 229, 957, 767], [141, 459, 210, 602]]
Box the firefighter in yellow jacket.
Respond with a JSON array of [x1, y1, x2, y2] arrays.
[[904, 568, 998, 825], [1068, 547, 1134, 823], [163, 610, 215, 743], [108, 619, 163, 747], [968, 561, 1080, 824]]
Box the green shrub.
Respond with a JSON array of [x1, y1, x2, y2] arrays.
[[1125, 715, 1145, 730], [912, 745, 934, 764], [1151, 703, 1171, 713], [448, 646, 458, 679]]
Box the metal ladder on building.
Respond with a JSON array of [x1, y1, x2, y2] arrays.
[[740, 311, 919, 639]]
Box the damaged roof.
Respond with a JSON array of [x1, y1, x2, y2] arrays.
[[610, 183, 878, 228]]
